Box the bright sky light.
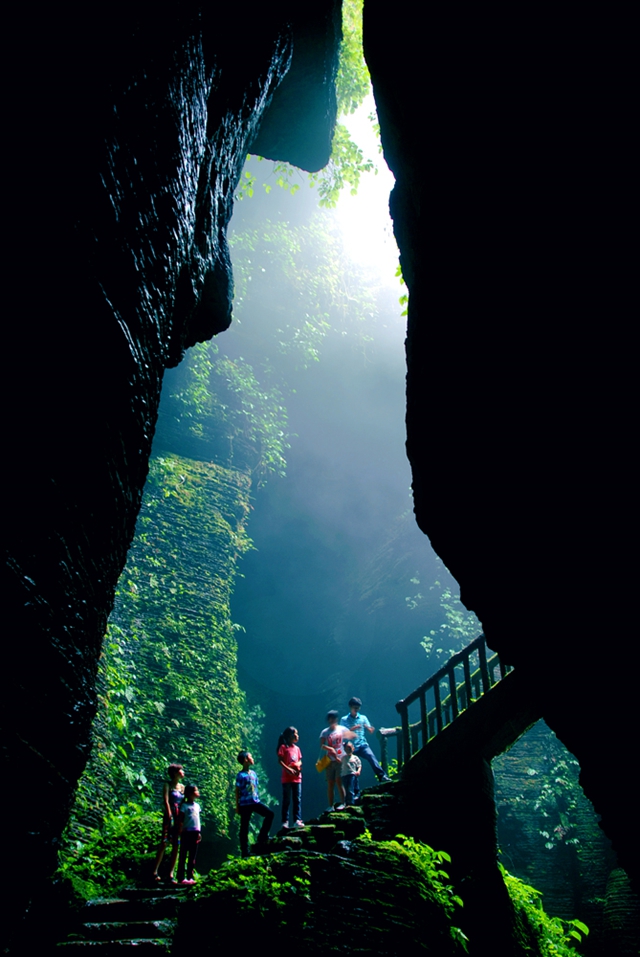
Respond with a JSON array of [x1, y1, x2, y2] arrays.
[[334, 94, 399, 279]]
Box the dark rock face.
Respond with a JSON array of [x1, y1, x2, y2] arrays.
[[364, 2, 636, 881], [4, 4, 339, 946]]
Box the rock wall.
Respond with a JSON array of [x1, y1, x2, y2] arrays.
[[3, 4, 340, 947], [363, 1, 637, 882]]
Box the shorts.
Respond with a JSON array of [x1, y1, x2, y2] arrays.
[[325, 760, 342, 784]]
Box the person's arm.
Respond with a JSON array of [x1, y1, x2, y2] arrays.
[[320, 734, 337, 757], [361, 714, 375, 733], [235, 781, 241, 815], [162, 782, 172, 818]]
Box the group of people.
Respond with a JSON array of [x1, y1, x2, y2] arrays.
[[154, 697, 389, 873], [236, 696, 390, 858], [319, 696, 390, 809]]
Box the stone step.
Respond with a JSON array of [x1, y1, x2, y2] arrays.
[[57, 940, 172, 953], [77, 919, 176, 941], [80, 894, 184, 923]]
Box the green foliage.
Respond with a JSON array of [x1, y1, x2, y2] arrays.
[[169, 341, 290, 481], [396, 263, 409, 316], [335, 0, 370, 116], [66, 456, 255, 850], [502, 865, 589, 955], [353, 834, 468, 952], [531, 744, 582, 851], [195, 855, 311, 916], [382, 836, 463, 918], [230, 216, 377, 367], [419, 572, 481, 661], [308, 123, 376, 208], [58, 803, 156, 900], [496, 726, 583, 858]]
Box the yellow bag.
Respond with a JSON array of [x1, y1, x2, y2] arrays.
[[315, 754, 331, 773]]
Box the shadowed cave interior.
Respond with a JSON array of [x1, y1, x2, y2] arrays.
[[3, 1, 637, 953]]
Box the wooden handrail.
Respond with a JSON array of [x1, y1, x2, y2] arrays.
[[384, 636, 512, 774]]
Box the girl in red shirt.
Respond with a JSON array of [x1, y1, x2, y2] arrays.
[[277, 726, 303, 828]]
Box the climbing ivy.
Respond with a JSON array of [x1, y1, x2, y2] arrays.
[[63, 456, 257, 857]]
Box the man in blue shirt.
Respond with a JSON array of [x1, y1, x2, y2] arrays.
[[341, 697, 390, 785]]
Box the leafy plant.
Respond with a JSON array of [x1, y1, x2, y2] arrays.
[[532, 749, 582, 851], [501, 865, 589, 955], [419, 570, 481, 661], [194, 855, 311, 918], [353, 833, 468, 952], [58, 803, 157, 899]]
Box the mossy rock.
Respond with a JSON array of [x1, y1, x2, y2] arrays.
[[175, 838, 467, 955], [323, 811, 366, 839]]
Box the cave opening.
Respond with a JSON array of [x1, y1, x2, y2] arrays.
[[6, 1, 637, 953]]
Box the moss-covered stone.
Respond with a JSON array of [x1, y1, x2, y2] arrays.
[[174, 836, 468, 955]]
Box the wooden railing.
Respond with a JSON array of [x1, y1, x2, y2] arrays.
[[377, 635, 512, 773]]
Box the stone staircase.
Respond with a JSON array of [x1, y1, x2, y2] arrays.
[[55, 790, 400, 955], [257, 789, 398, 857], [57, 884, 189, 953]]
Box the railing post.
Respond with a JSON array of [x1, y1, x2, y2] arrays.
[[397, 727, 404, 772], [498, 656, 508, 680], [398, 701, 411, 766], [420, 691, 428, 747], [447, 664, 458, 720], [379, 731, 388, 774], [411, 724, 419, 753], [463, 653, 472, 707], [478, 639, 491, 694], [433, 680, 443, 734]]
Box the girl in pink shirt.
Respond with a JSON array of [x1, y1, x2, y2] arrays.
[[277, 726, 303, 828]]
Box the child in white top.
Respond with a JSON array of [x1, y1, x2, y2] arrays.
[[340, 741, 362, 805], [177, 784, 202, 884]]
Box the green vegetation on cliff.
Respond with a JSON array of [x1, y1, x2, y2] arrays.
[[503, 866, 589, 956], [60, 456, 257, 886]]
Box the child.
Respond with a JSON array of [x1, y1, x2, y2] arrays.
[[152, 763, 185, 883], [235, 751, 274, 858], [340, 740, 361, 805], [177, 784, 202, 884], [319, 710, 357, 810], [277, 727, 303, 828]]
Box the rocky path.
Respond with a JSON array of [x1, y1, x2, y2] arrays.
[[56, 884, 190, 954]]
